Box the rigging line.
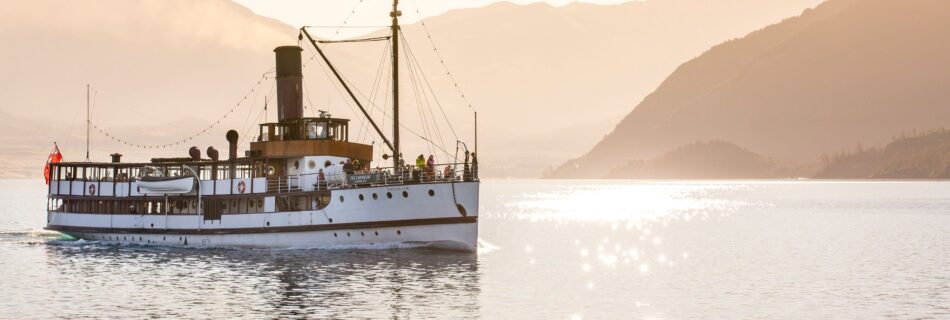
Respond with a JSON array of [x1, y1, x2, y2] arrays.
[[401, 32, 451, 159], [359, 39, 392, 144], [399, 29, 459, 142], [238, 107, 268, 147], [237, 93, 273, 146], [407, 59, 434, 157], [409, 0, 476, 112], [307, 49, 366, 132], [403, 37, 438, 158], [319, 36, 391, 44], [336, 69, 447, 154], [302, 77, 318, 117], [301, 0, 368, 68], [238, 76, 266, 135], [302, 25, 389, 28]]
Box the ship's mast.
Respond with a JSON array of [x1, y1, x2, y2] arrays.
[[85, 84, 90, 161], [391, 0, 402, 170]]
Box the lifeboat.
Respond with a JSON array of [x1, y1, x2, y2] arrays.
[[136, 176, 194, 194]]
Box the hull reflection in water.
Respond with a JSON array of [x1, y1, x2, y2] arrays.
[[43, 242, 480, 319]]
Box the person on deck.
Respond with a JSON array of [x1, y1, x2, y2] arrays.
[[426, 155, 435, 181], [463, 151, 472, 181], [414, 154, 425, 183], [471, 153, 478, 180]]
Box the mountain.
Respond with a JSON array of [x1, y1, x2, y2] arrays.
[[605, 140, 790, 179], [0, 0, 823, 178], [814, 129, 950, 179], [549, 0, 950, 179]]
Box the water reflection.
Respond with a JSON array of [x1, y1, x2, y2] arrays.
[[43, 243, 479, 319]]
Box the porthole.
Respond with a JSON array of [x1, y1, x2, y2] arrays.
[[308, 160, 316, 169], [139, 237, 142, 241], [249, 200, 255, 208], [266, 221, 270, 226], [258, 199, 263, 207], [402, 191, 409, 198], [150, 223, 154, 228], [163, 236, 166, 241], [359, 194, 365, 201], [328, 218, 333, 223], [360, 232, 365, 237], [387, 192, 393, 199], [372, 193, 378, 200], [396, 230, 401, 235], [334, 233, 338, 237], [324, 160, 332, 168], [347, 232, 351, 237], [374, 231, 379, 236], [428, 189, 435, 197], [339, 196, 345, 203]]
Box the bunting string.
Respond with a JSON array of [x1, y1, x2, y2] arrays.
[[90, 73, 270, 150]]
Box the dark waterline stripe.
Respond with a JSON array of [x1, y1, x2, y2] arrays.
[[47, 216, 477, 235]]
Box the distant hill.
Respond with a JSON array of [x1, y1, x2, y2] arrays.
[[0, 0, 823, 178], [814, 129, 950, 179], [550, 0, 950, 179], [603, 140, 788, 179]]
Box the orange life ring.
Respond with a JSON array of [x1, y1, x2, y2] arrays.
[[88, 184, 96, 196], [237, 181, 247, 194]]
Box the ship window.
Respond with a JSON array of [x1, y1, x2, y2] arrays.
[[339, 196, 344, 203], [428, 189, 435, 197], [372, 193, 378, 200], [324, 160, 332, 168], [307, 122, 318, 139], [387, 192, 393, 199], [359, 194, 364, 201], [294, 161, 300, 170], [402, 191, 408, 198], [315, 122, 328, 139]]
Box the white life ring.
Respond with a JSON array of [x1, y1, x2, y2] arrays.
[[237, 181, 247, 194]]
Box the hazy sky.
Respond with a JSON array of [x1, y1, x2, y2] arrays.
[[234, 0, 633, 38]]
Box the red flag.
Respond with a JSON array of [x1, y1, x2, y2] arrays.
[[44, 144, 63, 185]]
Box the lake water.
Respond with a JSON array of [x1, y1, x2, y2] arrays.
[[1, 179, 948, 319]]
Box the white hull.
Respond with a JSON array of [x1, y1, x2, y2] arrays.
[[48, 181, 479, 252], [60, 222, 478, 251]]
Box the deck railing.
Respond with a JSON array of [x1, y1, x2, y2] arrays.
[[48, 162, 479, 196]]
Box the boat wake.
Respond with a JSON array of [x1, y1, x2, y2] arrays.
[[0, 229, 69, 244]]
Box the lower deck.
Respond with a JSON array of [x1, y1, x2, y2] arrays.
[[47, 182, 479, 250]]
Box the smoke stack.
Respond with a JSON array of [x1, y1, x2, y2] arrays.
[[226, 130, 239, 160], [274, 46, 303, 123]]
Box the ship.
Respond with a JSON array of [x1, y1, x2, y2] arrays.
[[43, 1, 479, 251]]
